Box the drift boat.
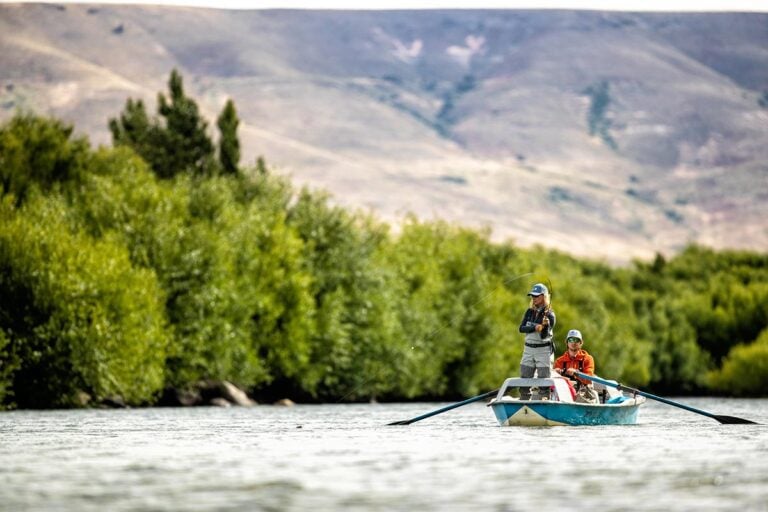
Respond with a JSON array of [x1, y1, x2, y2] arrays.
[[388, 372, 755, 427], [487, 375, 646, 426]]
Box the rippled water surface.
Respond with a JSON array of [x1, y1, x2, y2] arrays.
[[2, 398, 767, 511]]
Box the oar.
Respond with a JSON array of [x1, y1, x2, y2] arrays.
[[387, 389, 499, 425], [574, 372, 757, 425]]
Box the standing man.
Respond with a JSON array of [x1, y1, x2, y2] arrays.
[[554, 329, 598, 403], [518, 283, 556, 400]]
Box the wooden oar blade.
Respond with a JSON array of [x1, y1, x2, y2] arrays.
[[714, 415, 758, 425]]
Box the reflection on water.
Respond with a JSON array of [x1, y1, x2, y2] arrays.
[[2, 398, 767, 511]]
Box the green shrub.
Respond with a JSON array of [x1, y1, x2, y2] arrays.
[[0, 194, 169, 408], [708, 329, 768, 397], [0, 113, 90, 204]]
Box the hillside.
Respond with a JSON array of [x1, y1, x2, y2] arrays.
[[1, 3, 767, 262]]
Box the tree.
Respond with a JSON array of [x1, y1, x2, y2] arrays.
[[108, 99, 151, 159], [709, 329, 768, 397], [286, 189, 400, 400], [256, 156, 268, 176], [0, 113, 90, 204], [216, 99, 240, 175], [158, 69, 215, 176], [0, 194, 170, 408], [109, 69, 215, 178]]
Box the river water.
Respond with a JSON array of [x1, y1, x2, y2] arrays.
[[2, 398, 767, 512]]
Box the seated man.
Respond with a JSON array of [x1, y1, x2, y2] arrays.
[[554, 329, 599, 403]]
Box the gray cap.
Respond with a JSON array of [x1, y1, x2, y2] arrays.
[[566, 329, 583, 342], [527, 283, 549, 296]]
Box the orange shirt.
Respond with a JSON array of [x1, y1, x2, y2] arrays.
[[554, 349, 595, 386]]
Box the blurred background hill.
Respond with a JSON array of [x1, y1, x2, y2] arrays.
[[1, 3, 767, 262]]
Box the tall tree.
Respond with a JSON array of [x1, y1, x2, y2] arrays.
[[109, 69, 215, 178], [216, 99, 240, 175], [108, 98, 150, 154], [158, 69, 214, 177]]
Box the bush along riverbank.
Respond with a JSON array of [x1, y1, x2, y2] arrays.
[[1, 77, 767, 409]]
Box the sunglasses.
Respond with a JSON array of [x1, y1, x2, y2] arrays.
[[567, 337, 582, 343]]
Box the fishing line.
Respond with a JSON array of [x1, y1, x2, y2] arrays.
[[404, 271, 534, 352], [335, 271, 535, 403]]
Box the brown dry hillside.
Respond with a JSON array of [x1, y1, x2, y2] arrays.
[[1, 4, 767, 262]]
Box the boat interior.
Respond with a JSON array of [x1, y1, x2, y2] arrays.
[[490, 376, 628, 404]]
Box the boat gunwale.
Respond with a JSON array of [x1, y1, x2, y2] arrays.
[[488, 395, 647, 408]]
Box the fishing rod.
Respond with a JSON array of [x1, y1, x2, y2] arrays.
[[545, 277, 555, 357]]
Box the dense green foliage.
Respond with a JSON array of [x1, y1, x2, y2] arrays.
[[0, 113, 90, 204], [1, 104, 766, 409], [0, 192, 169, 408]]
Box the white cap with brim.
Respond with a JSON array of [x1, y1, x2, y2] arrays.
[[566, 329, 583, 341]]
